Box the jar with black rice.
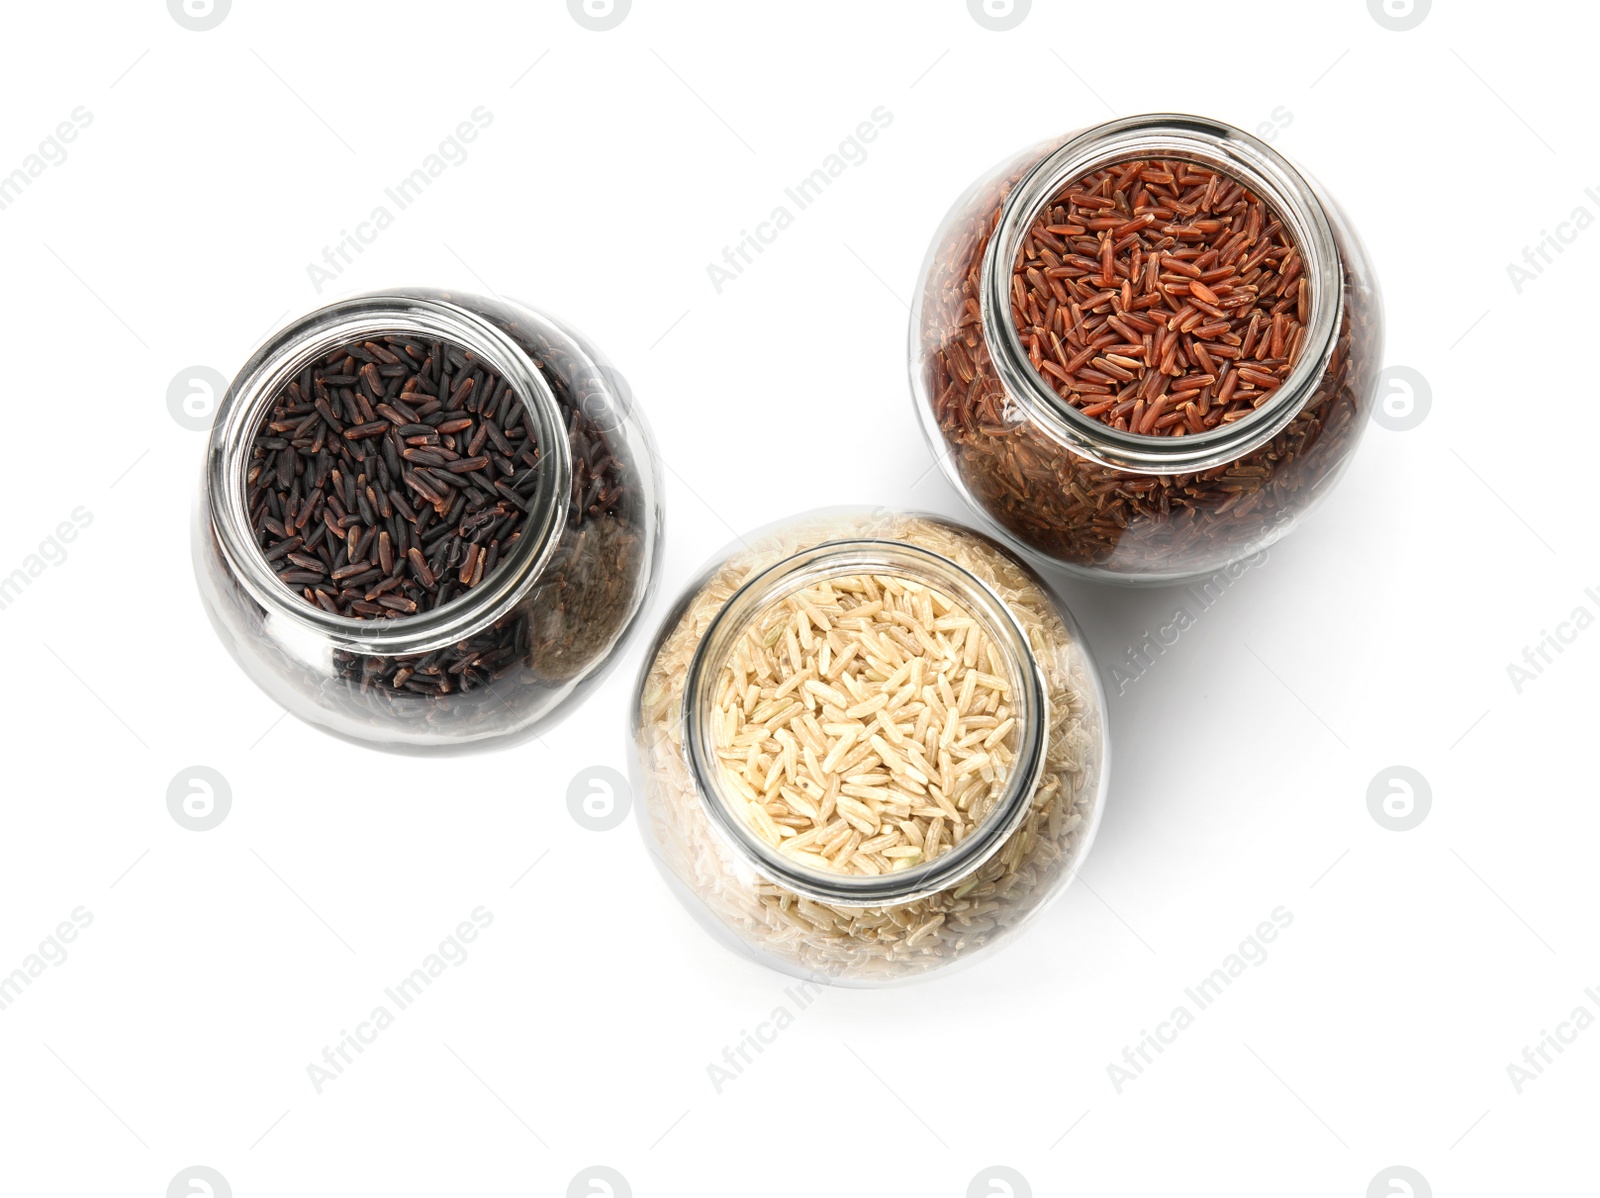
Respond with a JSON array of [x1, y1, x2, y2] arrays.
[[630, 508, 1109, 985], [195, 288, 662, 752], [910, 113, 1382, 583]]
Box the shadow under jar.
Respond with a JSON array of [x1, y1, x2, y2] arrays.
[[911, 113, 1383, 584], [195, 288, 662, 753], [631, 509, 1109, 986]]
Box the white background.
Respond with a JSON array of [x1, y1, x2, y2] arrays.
[[1, 1, 1594, 1194]]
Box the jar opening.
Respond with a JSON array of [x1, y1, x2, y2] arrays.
[[982, 113, 1344, 474], [207, 294, 574, 658], [682, 539, 1049, 908]]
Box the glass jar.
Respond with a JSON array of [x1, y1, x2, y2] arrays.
[[910, 113, 1382, 584], [630, 509, 1108, 985], [195, 288, 662, 752]]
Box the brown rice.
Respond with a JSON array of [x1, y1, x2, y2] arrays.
[[633, 510, 1106, 982], [709, 574, 1021, 878]]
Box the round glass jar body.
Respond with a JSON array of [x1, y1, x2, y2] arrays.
[[630, 509, 1108, 986], [910, 113, 1383, 584], [195, 288, 663, 752]]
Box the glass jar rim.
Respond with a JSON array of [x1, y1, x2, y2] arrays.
[[204, 290, 574, 658], [680, 537, 1050, 908], [980, 112, 1346, 474]]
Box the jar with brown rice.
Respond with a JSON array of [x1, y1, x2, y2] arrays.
[[630, 508, 1108, 985], [910, 113, 1382, 583]]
